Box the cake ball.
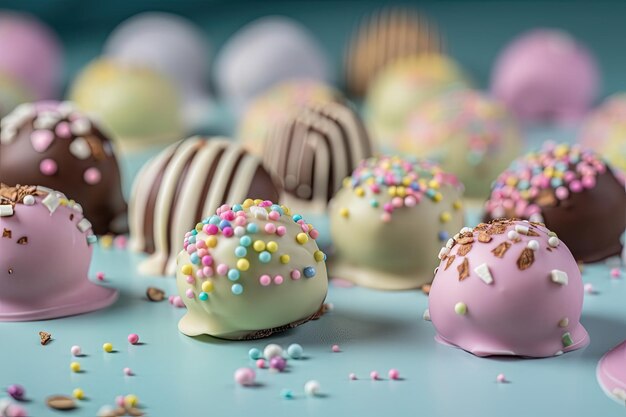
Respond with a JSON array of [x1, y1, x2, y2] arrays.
[[0, 11, 63, 100], [484, 143, 626, 263], [396, 89, 522, 198], [0, 184, 118, 321], [214, 16, 331, 111], [428, 219, 589, 357], [597, 340, 626, 404], [329, 156, 464, 290], [263, 101, 374, 213], [364, 54, 468, 146], [69, 59, 183, 151], [129, 137, 281, 276], [491, 29, 599, 123], [0, 101, 127, 235], [579, 93, 626, 172], [237, 79, 340, 156], [176, 200, 328, 339], [345, 7, 443, 97]]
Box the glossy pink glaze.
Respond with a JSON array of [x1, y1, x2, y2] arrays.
[[491, 29, 598, 123], [597, 340, 626, 404], [429, 220, 589, 357], [0, 189, 117, 321]]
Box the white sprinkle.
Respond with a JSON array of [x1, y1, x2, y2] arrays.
[[515, 224, 530, 235], [550, 270, 569, 285], [69, 137, 92, 160], [87, 235, 98, 245], [548, 236, 560, 248], [23, 195, 35, 205], [42, 193, 60, 213], [250, 206, 267, 220], [460, 227, 473, 234], [71, 118, 91, 135], [234, 226, 246, 237], [554, 350, 564, 356], [0, 205, 14, 216], [612, 388, 626, 401], [558, 317, 569, 328], [438, 247, 450, 260], [73, 203, 83, 214], [445, 238, 455, 249], [58, 101, 75, 117], [304, 380, 321, 397], [423, 309, 431, 321], [33, 114, 60, 130], [527, 240, 540, 251], [474, 263, 494, 284], [77, 218, 92, 233], [529, 213, 544, 223], [507, 230, 520, 241]]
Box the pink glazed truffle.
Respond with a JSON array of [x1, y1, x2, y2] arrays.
[[491, 29, 599, 123], [597, 340, 626, 404], [428, 219, 589, 357], [0, 184, 118, 321]]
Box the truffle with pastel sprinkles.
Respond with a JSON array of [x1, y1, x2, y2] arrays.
[[428, 219, 589, 358], [176, 199, 328, 340], [484, 142, 626, 263], [329, 156, 465, 290]]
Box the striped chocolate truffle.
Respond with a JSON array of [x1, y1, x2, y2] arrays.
[[129, 137, 281, 276], [262, 101, 373, 211]]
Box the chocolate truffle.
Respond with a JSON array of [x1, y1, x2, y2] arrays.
[[176, 200, 328, 340], [129, 137, 281, 276], [0, 101, 127, 235], [263, 101, 374, 213], [0, 184, 117, 321], [329, 156, 465, 290], [484, 142, 626, 263], [345, 8, 443, 97], [428, 219, 589, 358], [491, 29, 599, 123], [396, 89, 522, 198]]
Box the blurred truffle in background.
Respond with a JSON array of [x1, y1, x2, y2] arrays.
[[0, 11, 63, 115], [104, 12, 212, 132], [491, 29, 599, 124], [214, 16, 331, 113], [579, 93, 626, 173], [69, 58, 184, 152], [345, 7, 443, 97]]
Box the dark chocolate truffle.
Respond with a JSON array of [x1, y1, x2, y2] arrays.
[[262, 101, 373, 213], [129, 136, 281, 276], [483, 142, 626, 263], [0, 101, 127, 235]]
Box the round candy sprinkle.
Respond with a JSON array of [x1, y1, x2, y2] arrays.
[[103, 342, 113, 352], [303, 266, 316, 278], [287, 343, 303, 359], [349, 373, 357, 380], [611, 268, 621, 278], [264, 344, 283, 360], [123, 367, 133, 376], [388, 369, 400, 380], [7, 384, 25, 400], [234, 368, 256, 386], [527, 240, 539, 251], [231, 284, 243, 295], [72, 388, 84, 400], [70, 345, 81, 356], [124, 394, 138, 408], [248, 348, 262, 360], [331, 344, 340, 353], [70, 362, 81, 372], [496, 373, 507, 383], [40, 158, 57, 176], [96, 272, 105, 281], [269, 356, 287, 372], [280, 389, 294, 399], [5, 403, 28, 417], [304, 380, 321, 397], [370, 371, 379, 380], [127, 334, 139, 345], [256, 359, 265, 369], [296, 233, 309, 244], [584, 283, 594, 294], [454, 302, 467, 315]]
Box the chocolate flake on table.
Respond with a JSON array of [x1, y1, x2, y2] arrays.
[[39, 331, 52, 345], [2, 228, 11, 238], [478, 232, 492, 243], [46, 395, 76, 410], [457, 257, 469, 281], [492, 241, 511, 258], [127, 407, 146, 416], [517, 247, 535, 270], [16, 236, 28, 245], [457, 243, 472, 256], [445, 254, 456, 270], [146, 287, 165, 302]]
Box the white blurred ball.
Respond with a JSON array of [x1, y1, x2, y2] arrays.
[[263, 343, 283, 360], [304, 380, 321, 396]]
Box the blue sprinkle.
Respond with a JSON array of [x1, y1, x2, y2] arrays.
[[219, 220, 232, 230], [228, 269, 240, 281], [209, 215, 220, 225], [438, 231, 449, 241], [259, 251, 271, 263], [232, 204, 243, 212], [517, 180, 530, 190], [248, 348, 262, 360], [411, 183, 421, 191], [270, 204, 284, 215], [240, 235, 252, 247], [190, 253, 200, 265], [247, 223, 259, 234], [426, 189, 436, 198], [86, 235, 98, 245], [188, 235, 196, 244], [550, 177, 563, 188], [191, 229, 198, 236], [370, 199, 379, 208], [303, 266, 316, 278], [198, 292, 209, 301], [231, 284, 243, 295], [292, 214, 303, 222], [234, 246, 247, 257], [280, 389, 294, 399]]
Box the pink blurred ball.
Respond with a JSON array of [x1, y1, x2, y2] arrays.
[[370, 371, 379, 380], [269, 356, 287, 372], [127, 333, 139, 345], [234, 367, 256, 386], [124, 367, 133, 376], [388, 369, 400, 380], [6, 404, 28, 417], [331, 344, 340, 352], [497, 373, 507, 383], [491, 29, 599, 123], [256, 359, 265, 369]]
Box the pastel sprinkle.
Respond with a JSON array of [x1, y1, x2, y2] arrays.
[[454, 302, 467, 315], [231, 284, 243, 295]]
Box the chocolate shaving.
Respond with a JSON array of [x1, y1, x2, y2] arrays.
[[517, 247, 535, 270], [39, 331, 52, 345], [487, 223, 507, 235], [456, 234, 474, 245], [491, 242, 511, 258], [2, 228, 11, 238], [478, 232, 492, 243], [527, 229, 540, 237], [16, 236, 28, 245], [0, 183, 40, 206], [86, 135, 107, 160], [146, 287, 165, 302], [444, 255, 456, 270], [457, 243, 472, 256], [474, 223, 490, 231], [530, 221, 546, 228], [127, 408, 145, 417], [457, 257, 469, 281]]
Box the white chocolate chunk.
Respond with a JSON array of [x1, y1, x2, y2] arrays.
[[77, 218, 92, 233], [0, 205, 14, 216], [548, 236, 560, 248], [550, 270, 568, 285], [474, 263, 493, 284], [515, 224, 530, 235], [423, 309, 431, 321], [42, 193, 60, 213]]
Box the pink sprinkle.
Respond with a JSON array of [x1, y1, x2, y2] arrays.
[[259, 275, 271, 286], [223, 210, 235, 221], [404, 196, 417, 207], [31, 129, 55, 152], [186, 275, 195, 284], [40, 158, 57, 176], [611, 268, 621, 278], [168, 295, 175, 304], [268, 211, 280, 221], [274, 275, 284, 285], [115, 396, 125, 407], [555, 186, 569, 200], [392, 197, 404, 208], [83, 167, 102, 185], [370, 371, 379, 380], [496, 373, 506, 383], [381, 212, 391, 223], [202, 255, 213, 266], [185, 289, 194, 298], [383, 202, 394, 213], [6, 404, 28, 417], [309, 229, 319, 239], [186, 244, 197, 254], [124, 367, 133, 376], [331, 344, 340, 353], [234, 216, 246, 226], [581, 176, 596, 189], [290, 270, 301, 280], [127, 333, 139, 345], [569, 180, 583, 193], [349, 373, 357, 380], [222, 227, 234, 237], [388, 369, 400, 380], [196, 240, 206, 249], [195, 269, 205, 279], [96, 272, 105, 281], [216, 264, 228, 276], [276, 226, 286, 236], [55, 121, 72, 138], [204, 224, 218, 235], [203, 266, 214, 277], [264, 223, 276, 234], [172, 296, 185, 308], [114, 235, 127, 249], [256, 359, 265, 369], [234, 368, 256, 386], [584, 283, 594, 294], [300, 223, 309, 233], [197, 248, 208, 258]]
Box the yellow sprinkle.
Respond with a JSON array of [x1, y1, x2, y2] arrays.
[[73, 388, 84, 400], [266, 241, 278, 253], [505, 177, 517, 186], [181, 264, 193, 275], [237, 259, 250, 271], [440, 212, 451, 223], [365, 177, 375, 185], [402, 177, 412, 186], [314, 250, 325, 262], [453, 200, 463, 210], [100, 235, 113, 249], [103, 342, 113, 352], [206, 236, 217, 248], [253, 240, 266, 252], [296, 233, 309, 244], [125, 395, 139, 408], [433, 193, 442, 202], [554, 144, 570, 158], [428, 180, 440, 189], [70, 362, 81, 372], [388, 186, 397, 196], [354, 187, 365, 197], [307, 223, 314, 231], [396, 186, 406, 197], [195, 223, 203, 232], [340, 208, 350, 218], [254, 199, 263, 205], [343, 178, 351, 188], [543, 166, 554, 178], [280, 254, 290, 264], [281, 205, 291, 215], [553, 170, 564, 179], [201, 281, 214, 293], [242, 199, 254, 208]]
